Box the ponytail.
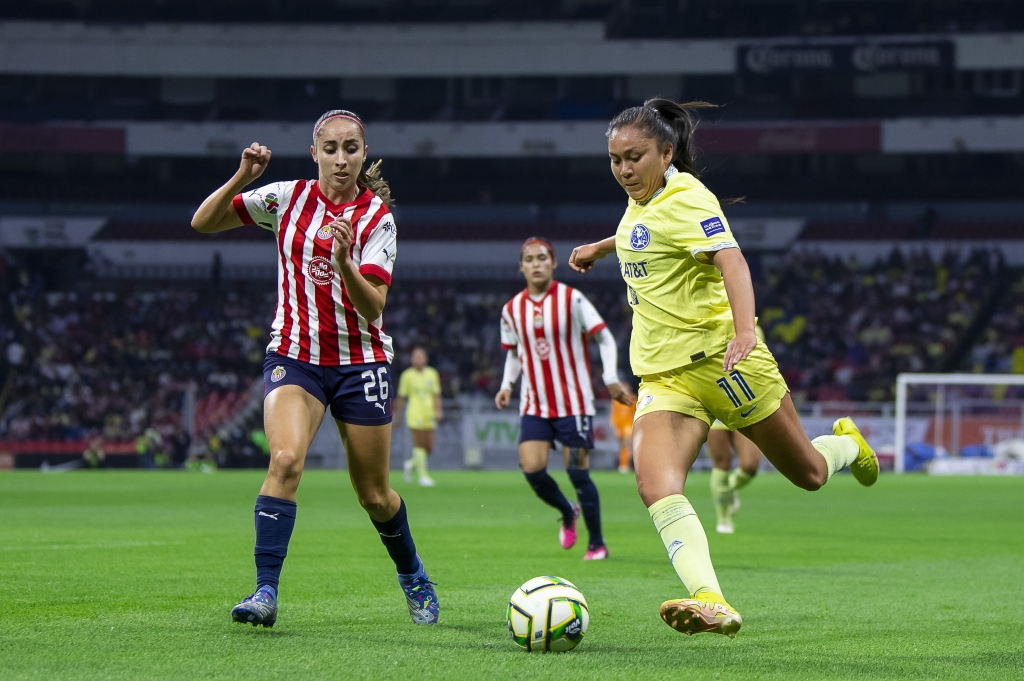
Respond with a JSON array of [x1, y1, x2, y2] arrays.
[[606, 99, 717, 178]]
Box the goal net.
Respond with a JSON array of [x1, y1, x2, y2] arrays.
[[894, 373, 1024, 474]]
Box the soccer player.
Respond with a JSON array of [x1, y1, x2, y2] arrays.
[[610, 395, 636, 473], [396, 347, 442, 487], [494, 238, 636, 561], [708, 325, 767, 534], [191, 110, 438, 628], [569, 99, 878, 637]]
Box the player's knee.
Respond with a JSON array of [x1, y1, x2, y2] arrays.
[[357, 489, 390, 516], [268, 448, 303, 481], [635, 477, 663, 508]]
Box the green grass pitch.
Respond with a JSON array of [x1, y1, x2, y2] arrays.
[[2, 470, 1022, 680]]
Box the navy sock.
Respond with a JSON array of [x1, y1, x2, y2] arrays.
[[253, 495, 297, 593], [567, 469, 604, 548], [524, 470, 575, 525], [370, 499, 420, 575]]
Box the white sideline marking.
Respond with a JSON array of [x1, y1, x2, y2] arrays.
[[1, 540, 176, 552]]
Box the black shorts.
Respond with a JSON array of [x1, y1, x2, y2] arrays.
[[519, 414, 594, 450], [263, 353, 392, 426]]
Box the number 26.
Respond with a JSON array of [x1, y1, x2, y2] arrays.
[[361, 367, 390, 402]]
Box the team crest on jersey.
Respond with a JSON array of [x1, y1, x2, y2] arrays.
[[316, 221, 335, 240], [533, 311, 544, 329], [262, 193, 279, 215], [307, 256, 335, 286], [270, 366, 287, 383], [630, 224, 650, 250], [535, 337, 552, 360]]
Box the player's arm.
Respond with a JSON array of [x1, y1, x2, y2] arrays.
[[192, 143, 272, 234], [494, 349, 522, 409], [394, 395, 406, 421], [593, 328, 636, 406], [709, 247, 757, 372], [330, 217, 388, 320], [568, 236, 616, 273], [433, 373, 444, 421]]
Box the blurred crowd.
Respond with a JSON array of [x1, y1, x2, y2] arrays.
[[0, 246, 1014, 450], [758, 248, 1004, 402]]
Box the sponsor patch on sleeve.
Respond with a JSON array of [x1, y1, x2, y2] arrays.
[[700, 216, 726, 237]]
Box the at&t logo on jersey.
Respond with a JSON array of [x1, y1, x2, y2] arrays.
[[620, 261, 649, 279], [630, 224, 650, 250], [700, 216, 726, 237], [307, 256, 335, 286], [270, 366, 287, 383]]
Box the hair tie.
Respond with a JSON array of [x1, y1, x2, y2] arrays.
[[521, 237, 555, 260], [313, 113, 365, 140]]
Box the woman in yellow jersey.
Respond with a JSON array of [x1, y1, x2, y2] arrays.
[[707, 325, 766, 535], [569, 99, 879, 639], [395, 347, 443, 487]]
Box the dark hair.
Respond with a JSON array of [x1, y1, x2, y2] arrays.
[[520, 236, 555, 262], [606, 98, 717, 178], [313, 109, 394, 207]]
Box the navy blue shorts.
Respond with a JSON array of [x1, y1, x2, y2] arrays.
[[519, 414, 594, 450], [263, 354, 393, 426]]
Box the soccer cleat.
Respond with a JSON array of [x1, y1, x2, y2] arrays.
[[398, 558, 439, 625], [833, 417, 879, 486], [559, 504, 580, 550], [418, 476, 435, 487], [231, 585, 278, 628], [660, 591, 742, 638], [403, 459, 413, 483], [716, 520, 734, 534], [583, 545, 608, 560]]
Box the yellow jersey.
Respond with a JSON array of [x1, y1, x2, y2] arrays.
[[615, 168, 740, 376], [398, 366, 441, 428]]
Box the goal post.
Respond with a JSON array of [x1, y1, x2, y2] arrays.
[[894, 373, 1024, 473]]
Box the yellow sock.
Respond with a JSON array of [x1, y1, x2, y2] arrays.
[[709, 468, 731, 524], [412, 447, 428, 478], [648, 494, 722, 597], [812, 435, 860, 481], [728, 468, 754, 492]]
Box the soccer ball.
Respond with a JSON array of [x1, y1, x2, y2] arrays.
[[507, 576, 589, 653]]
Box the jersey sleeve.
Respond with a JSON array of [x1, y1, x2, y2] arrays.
[[672, 190, 740, 264], [232, 182, 286, 233], [500, 306, 519, 351], [572, 290, 607, 335], [397, 369, 410, 397], [358, 211, 397, 286]]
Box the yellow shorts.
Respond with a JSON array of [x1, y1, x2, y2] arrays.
[[634, 340, 789, 431], [406, 417, 436, 431], [709, 419, 731, 431]]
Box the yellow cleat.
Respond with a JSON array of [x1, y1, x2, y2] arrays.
[[833, 417, 879, 486], [659, 591, 742, 638]]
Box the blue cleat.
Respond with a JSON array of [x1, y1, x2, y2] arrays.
[[397, 558, 439, 625], [231, 585, 278, 628]]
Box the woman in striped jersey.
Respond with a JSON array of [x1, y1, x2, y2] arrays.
[[191, 110, 438, 628]]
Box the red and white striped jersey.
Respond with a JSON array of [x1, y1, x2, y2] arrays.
[[500, 281, 607, 418], [233, 180, 396, 366]]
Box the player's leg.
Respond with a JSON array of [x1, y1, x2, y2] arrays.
[[705, 424, 735, 534], [410, 428, 435, 487], [233, 371, 327, 627], [729, 431, 762, 492], [556, 416, 605, 558], [738, 395, 876, 490], [633, 409, 742, 637], [617, 428, 633, 473], [519, 416, 578, 547], [339, 419, 438, 625]]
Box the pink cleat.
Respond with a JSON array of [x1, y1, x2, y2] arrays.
[[559, 505, 580, 550], [583, 545, 608, 561]]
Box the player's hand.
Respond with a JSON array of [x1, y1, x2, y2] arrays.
[[568, 243, 602, 274], [608, 381, 637, 406], [238, 143, 271, 183], [494, 389, 512, 410], [723, 330, 757, 372], [330, 216, 355, 265], [436, 409, 444, 422]]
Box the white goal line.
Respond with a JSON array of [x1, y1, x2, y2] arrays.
[[894, 373, 1024, 473]]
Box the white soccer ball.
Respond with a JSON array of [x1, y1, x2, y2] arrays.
[[507, 576, 589, 653]]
